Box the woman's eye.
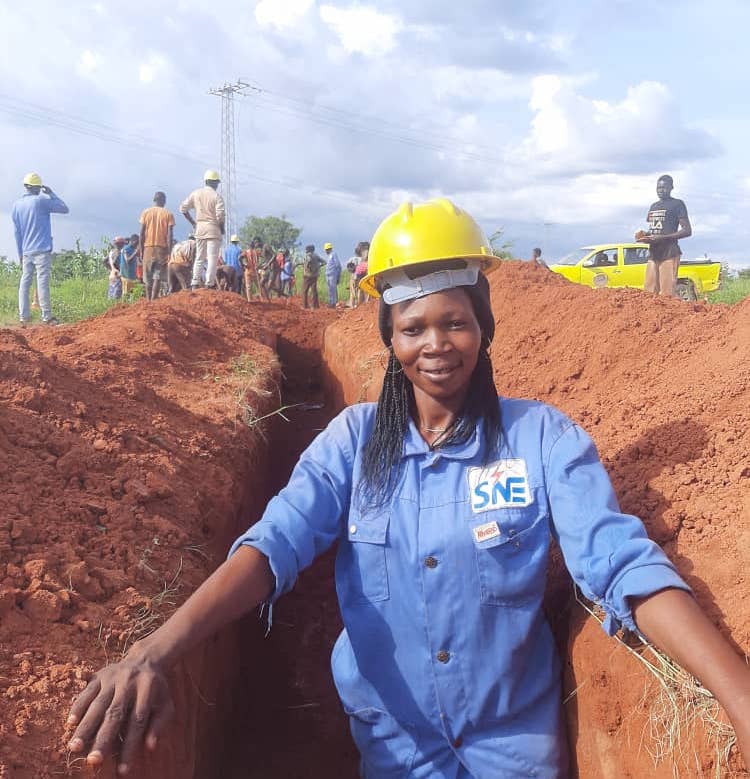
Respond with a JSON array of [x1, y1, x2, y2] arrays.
[[448, 320, 465, 329]]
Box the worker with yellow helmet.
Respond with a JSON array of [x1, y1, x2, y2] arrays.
[[323, 240, 342, 307], [68, 199, 750, 778], [12, 172, 69, 325], [179, 170, 225, 289]]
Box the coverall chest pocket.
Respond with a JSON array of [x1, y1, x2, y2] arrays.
[[336, 512, 390, 606], [470, 504, 549, 607]]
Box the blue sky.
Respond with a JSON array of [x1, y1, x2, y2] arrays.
[[2, 0, 749, 269]]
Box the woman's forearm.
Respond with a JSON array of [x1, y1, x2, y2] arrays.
[[632, 588, 750, 720], [129, 545, 274, 668]]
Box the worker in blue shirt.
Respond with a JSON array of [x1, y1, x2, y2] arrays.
[[324, 241, 342, 308], [67, 199, 750, 777], [220, 234, 244, 293], [12, 172, 69, 325]]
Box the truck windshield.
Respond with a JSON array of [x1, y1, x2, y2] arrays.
[[554, 248, 592, 266]]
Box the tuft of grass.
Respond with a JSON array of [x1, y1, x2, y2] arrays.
[[200, 352, 289, 433], [575, 588, 736, 777], [119, 557, 184, 656]]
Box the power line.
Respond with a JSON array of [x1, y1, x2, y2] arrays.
[[0, 93, 388, 216], [242, 91, 503, 167], [244, 80, 505, 156]]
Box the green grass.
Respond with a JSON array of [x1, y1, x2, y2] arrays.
[[706, 276, 750, 305], [0, 273, 143, 326]]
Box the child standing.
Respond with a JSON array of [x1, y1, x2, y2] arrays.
[[120, 234, 140, 296], [107, 267, 122, 300]]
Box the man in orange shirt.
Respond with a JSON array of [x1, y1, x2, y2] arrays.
[[139, 191, 175, 301]]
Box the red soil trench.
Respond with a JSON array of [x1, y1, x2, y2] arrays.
[[1, 263, 749, 778]]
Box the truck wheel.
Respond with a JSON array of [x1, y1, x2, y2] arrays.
[[676, 280, 697, 301]]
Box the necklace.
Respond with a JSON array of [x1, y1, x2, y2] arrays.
[[421, 420, 455, 433]]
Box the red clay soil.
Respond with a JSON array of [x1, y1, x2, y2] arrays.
[[2, 266, 749, 779], [0, 291, 345, 778], [323, 261, 750, 778]]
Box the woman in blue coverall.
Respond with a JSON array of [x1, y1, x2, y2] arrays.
[[68, 200, 750, 777]]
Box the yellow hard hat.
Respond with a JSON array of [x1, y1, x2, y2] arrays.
[[230, 234, 240, 243], [359, 198, 499, 299], [204, 169, 221, 182], [324, 242, 333, 251], [23, 172, 43, 187]]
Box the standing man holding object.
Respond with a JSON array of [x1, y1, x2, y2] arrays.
[[302, 244, 323, 309], [12, 172, 69, 325], [180, 170, 225, 290], [323, 241, 341, 308], [139, 191, 174, 301], [636, 174, 692, 297]]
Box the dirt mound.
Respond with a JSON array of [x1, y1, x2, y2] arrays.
[[324, 262, 750, 777], [0, 292, 340, 778], [2, 265, 748, 778]]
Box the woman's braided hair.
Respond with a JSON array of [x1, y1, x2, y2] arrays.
[[357, 271, 502, 511]]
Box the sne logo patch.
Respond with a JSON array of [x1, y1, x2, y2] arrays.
[[468, 459, 532, 513]]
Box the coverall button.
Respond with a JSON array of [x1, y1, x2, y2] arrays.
[[424, 556, 438, 569], [453, 736, 463, 748], [349, 524, 357, 535], [436, 650, 450, 663]]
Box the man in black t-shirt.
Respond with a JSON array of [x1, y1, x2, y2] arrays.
[[636, 174, 692, 296]]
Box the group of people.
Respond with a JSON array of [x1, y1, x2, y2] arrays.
[[11, 170, 691, 325], [102, 169, 373, 310]]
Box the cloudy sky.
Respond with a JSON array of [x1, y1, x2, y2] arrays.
[[3, 0, 750, 269]]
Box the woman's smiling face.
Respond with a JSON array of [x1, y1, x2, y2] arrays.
[[389, 287, 482, 407]]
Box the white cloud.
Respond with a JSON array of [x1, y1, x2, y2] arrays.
[[255, 0, 315, 30], [319, 4, 402, 55], [430, 66, 529, 103], [139, 54, 167, 84], [518, 76, 720, 175], [76, 50, 102, 78]]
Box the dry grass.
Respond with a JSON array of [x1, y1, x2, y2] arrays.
[[575, 588, 736, 778], [199, 352, 290, 433], [118, 557, 184, 657]]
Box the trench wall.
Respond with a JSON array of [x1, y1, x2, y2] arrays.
[[321, 263, 750, 778]]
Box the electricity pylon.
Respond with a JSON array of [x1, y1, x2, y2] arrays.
[[208, 79, 253, 241]]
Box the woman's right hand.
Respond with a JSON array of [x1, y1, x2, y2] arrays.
[[66, 647, 174, 776]]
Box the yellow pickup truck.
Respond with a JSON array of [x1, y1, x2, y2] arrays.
[[549, 243, 721, 300]]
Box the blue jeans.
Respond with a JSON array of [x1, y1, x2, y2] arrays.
[[326, 270, 341, 307], [19, 252, 52, 322]]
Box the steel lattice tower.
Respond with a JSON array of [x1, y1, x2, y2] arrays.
[[208, 79, 251, 242]]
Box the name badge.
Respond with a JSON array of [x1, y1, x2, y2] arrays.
[[467, 459, 532, 513], [472, 521, 501, 543]]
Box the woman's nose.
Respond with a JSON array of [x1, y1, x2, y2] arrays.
[[423, 328, 450, 353]]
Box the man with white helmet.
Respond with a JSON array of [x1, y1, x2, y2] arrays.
[[219, 234, 244, 294], [12, 173, 69, 325], [179, 170, 225, 289]]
